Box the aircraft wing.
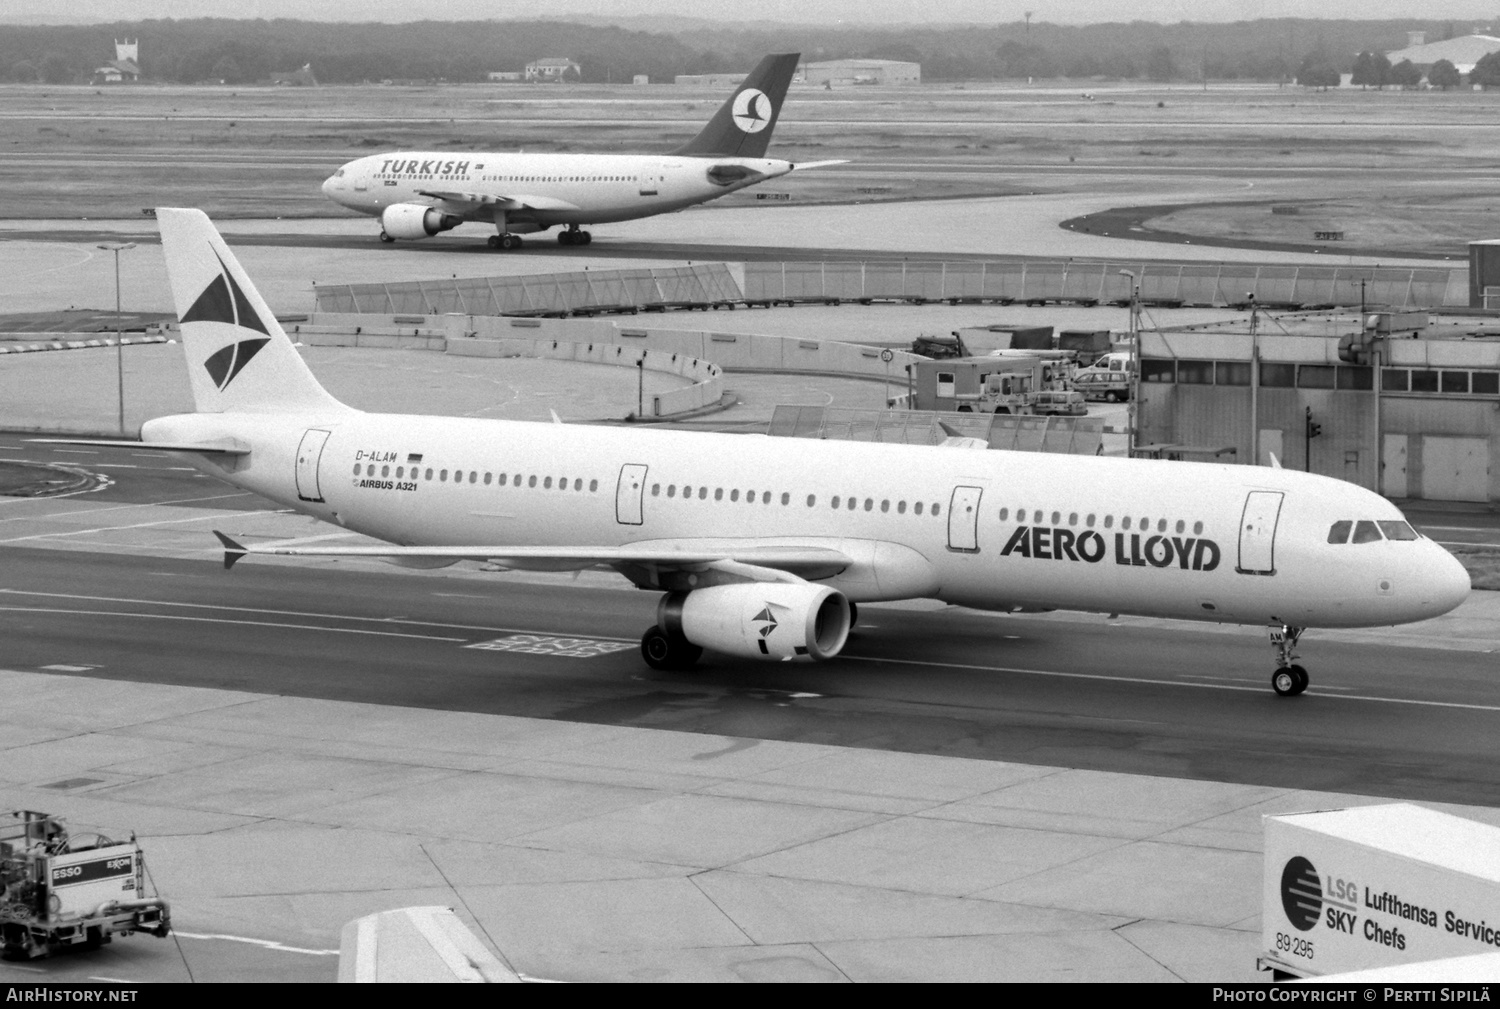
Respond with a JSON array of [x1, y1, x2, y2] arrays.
[[30, 438, 250, 455], [213, 530, 850, 580], [417, 190, 580, 212]]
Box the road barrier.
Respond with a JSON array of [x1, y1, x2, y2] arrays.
[[313, 264, 742, 317], [742, 260, 1467, 310]]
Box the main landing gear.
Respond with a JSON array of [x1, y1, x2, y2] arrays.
[[487, 233, 524, 250], [1269, 624, 1309, 697], [558, 227, 593, 246], [641, 626, 702, 671]]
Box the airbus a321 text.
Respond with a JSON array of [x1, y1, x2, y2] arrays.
[[320, 53, 842, 249], [37, 210, 1471, 696]]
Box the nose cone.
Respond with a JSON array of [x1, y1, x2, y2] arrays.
[[321, 174, 337, 197], [1423, 544, 1472, 617]]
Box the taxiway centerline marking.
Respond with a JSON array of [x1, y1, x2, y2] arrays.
[[843, 655, 1500, 712], [171, 931, 338, 956], [0, 588, 639, 641], [0, 606, 469, 642], [0, 508, 282, 544]]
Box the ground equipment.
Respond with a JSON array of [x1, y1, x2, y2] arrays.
[[0, 810, 170, 959]]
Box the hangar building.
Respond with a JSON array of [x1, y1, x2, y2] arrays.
[[1383, 29, 1500, 75], [1136, 316, 1500, 503], [801, 59, 921, 86]]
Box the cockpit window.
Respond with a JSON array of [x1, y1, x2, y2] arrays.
[[1327, 520, 1352, 544], [334, 168, 345, 177], [1377, 520, 1418, 541], [1351, 520, 1383, 544]]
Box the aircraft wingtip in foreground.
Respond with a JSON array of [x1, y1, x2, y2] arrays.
[[321, 52, 846, 249], [38, 209, 1471, 696]]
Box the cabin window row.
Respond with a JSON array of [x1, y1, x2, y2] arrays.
[[647, 483, 944, 516], [352, 462, 599, 493], [999, 507, 1206, 536], [1142, 359, 1500, 396], [1327, 519, 1418, 544]]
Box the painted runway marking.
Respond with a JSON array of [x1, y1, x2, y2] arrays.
[[0, 588, 638, 641], [844, 655, 1500, 712], [0, 508, 282, 544], [172, 930, 338, 956], [467, 634, 636, 658], [0, 606, 469, 642]]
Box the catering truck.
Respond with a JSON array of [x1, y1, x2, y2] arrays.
[[1261, 804, 1500, 979]]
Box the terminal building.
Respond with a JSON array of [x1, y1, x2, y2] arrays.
[[1136, 314, 1500, 503], [801, 59, 920, 86]]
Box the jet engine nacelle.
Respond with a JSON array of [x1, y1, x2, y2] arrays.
[[661, 582, 851, 662], [380, 204, 462, 240]]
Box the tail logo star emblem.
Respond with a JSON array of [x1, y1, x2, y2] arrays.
[[182, 250, 272, 390], [731, 88, 772, 133]]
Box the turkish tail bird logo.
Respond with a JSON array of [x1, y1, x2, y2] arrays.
[[182, 250, 271, 391], [731, 88, 772, 134]]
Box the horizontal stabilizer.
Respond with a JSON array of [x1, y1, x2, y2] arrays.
[[213, 530, 247, 570], [30, 438, 249, 455], [791, 160, 850, 170]]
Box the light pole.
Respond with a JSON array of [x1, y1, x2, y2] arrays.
[[1119, 269, 1139, 454], [97, 242, 137, 434]]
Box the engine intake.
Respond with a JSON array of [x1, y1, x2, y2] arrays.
[[660, 583, 851, 662], [380, 203, 462, 240]]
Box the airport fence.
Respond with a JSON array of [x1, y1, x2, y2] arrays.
[[743, 261, 1468, 310], [313, 263, 743, 317], [767, 405, 1105, 455]]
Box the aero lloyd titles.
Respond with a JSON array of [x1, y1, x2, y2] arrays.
[[1000, 523, 1222, 572]]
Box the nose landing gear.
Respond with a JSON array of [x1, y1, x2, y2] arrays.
[[1269, 624, 1309, 696], [641, 625, 702, 671]]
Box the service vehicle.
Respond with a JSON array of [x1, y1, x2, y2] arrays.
[[1071, 369, 1131, 402], [0, 810, 170, 959], [1029, 389, 1088, 416]]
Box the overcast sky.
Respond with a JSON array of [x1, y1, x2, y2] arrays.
[[4, 1, 1498, 25]]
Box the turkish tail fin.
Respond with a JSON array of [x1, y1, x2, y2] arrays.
[[156, 208, 347, 415], [671, 53, 800, 159]]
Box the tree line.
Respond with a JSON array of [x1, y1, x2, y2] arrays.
[[0, 17, 1487, 86]]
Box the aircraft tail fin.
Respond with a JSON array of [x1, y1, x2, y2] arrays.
[[671, 53, 800, 159], [156, 208, 347, 415]]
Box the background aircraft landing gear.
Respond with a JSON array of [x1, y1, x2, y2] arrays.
[[558, 228, 592, 246], [1269, 624, 1309, 696], [487, 234, 523, 250], [641, 626, 702, 671], [379, 231, 394, 244]]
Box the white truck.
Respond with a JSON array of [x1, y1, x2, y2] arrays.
[[0, 810, 171, 959], [1261, 803, 1500, 980]]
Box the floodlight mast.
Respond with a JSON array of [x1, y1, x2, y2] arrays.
[[1119, 269, 1139, 453], [97, 242, 137, 434]]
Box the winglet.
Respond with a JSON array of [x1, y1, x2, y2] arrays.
[[213, 530, 247, 570]]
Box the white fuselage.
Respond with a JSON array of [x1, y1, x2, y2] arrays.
[[145, 409, 1472, 630], [322, 151, 792, 229]]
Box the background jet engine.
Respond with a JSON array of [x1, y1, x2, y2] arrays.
[[660, 582, 851, 661], [379, 204, 461, 240]]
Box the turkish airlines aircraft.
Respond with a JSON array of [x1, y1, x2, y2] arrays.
[[320, 53, 840, 249], [48, 210, 1471, 696]]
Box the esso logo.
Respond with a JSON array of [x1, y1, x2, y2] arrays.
[[53, 866, 82, 879], [731, 88, 772, 133]]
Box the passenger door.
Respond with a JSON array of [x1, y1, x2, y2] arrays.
[[947, 485, 984, 553], [638, 164, 663, 197], [615, 463, 648, 525], [295, 428, 332, 503], [1236, 490, 1284, 575]]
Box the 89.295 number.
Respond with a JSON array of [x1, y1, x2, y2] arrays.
[[1275, 932, 1314, 959]]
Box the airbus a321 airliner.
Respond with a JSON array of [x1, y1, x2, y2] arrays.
[[49, 210, 1471, 696], [320, 53, 840, 249]]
